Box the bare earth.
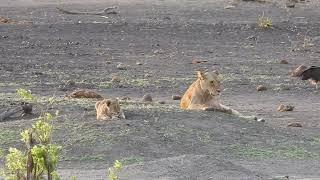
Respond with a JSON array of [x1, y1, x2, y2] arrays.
[[1, 0, 320, 179]]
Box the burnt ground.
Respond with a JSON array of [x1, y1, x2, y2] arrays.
[[1, 0, 320, 179]]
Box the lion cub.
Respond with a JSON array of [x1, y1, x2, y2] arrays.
[[95, 98, 125, 120], [180, 71, 257, 120]]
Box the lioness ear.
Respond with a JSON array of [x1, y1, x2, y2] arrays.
[[197, 71, 206, 80]]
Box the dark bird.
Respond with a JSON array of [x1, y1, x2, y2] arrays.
[[300, 66, 320, 89]]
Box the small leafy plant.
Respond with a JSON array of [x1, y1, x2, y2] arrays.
[[108, 160, 123, 180], [16, 88, 35, 103], [2, 113, 61, 180]]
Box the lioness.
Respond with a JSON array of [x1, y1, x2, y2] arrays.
[[180, 71, 257, 120], [95, 98, 125, 120]]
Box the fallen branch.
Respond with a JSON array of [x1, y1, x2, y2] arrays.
[[0, 103, 33, 121], [56, 7, 118, 15]]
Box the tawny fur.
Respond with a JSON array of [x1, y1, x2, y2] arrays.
[[180, 71, 257, 120], [95, 99, 125, 121]]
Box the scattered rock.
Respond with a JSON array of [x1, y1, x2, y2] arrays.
[[291, 65, 307, 77], [0, 103, 33, 121], [58, 80, 77, 91], [256, 118, 265, 122], [136, 62, 143, 65], [0, 17, 12, 24], [111, 75, 121, 83], [279, 84, 290, 91], [144, 73, 152, 78], [280, 60, 289, 64], [287, 122, 302, 127], [106, 60, 112, 64], [191, 59, 208, 64], [153, 49, 165, 54], [20, 102, 33, 115], [65, 80, 76, 86], [224, 5, 235, 9], [67, 89, 103, 99], [116, 63, 127, 70], [158, 101, 166, 104], [286, 1, 296, 8], [172, 95, 182, 100], [142, 94, 153, 102], [277, 104, 294, 112], [256, 85, 267, 91]]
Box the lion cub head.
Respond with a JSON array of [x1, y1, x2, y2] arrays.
[[95, 98, 125, 120], [197, 71, 221, 96]]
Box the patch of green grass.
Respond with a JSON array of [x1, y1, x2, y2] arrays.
[[311, 137, 320, 145], [248, 75, 281, 84], [0, 129, 21, 146], [228, 145, 274, 159], [128, 78, 150, 87], [228, 145, 318, 159], [121, 156, 144, 166], [156, 77, 193, 83], [277, 146, 312, 159], [98, 82, 113, 88]]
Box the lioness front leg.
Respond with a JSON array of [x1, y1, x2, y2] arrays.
[[203, 106, 232, 113], [186, 103, 207, 110], [219, 104, 257, 120]]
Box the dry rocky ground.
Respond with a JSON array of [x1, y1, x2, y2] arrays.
[[1, 0, 320, 179]]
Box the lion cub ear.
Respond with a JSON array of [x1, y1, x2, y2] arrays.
[[104, 99, 112, 107], [213, 70, 219, 75], [197, 71, 206, 80]]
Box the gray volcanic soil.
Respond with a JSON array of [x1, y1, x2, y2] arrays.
[[1, 0, 320, 179]]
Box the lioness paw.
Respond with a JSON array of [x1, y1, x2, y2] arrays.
[[240, 115, 257, 120], [203, 107, 216, 111]]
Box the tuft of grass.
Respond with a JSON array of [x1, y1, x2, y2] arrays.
[[121, 156, 144, 166], [79, 154, 105, 162], [277, 146, 312, 159], [311, 137, 320, 145], [257, 14, 272, 29], [0, 130, 20, 146], [108, 160, 123, 180], [228, 145, 318, 159], [129, 78, 150, 87], [229, 145, 274, 159]]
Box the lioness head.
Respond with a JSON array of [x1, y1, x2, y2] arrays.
[[95, 98, 125, 120], [197, 71, 221, 96]]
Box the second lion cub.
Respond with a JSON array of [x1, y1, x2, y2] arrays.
[[95, 98, 125, 120], [180, 71, 257, 120]]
